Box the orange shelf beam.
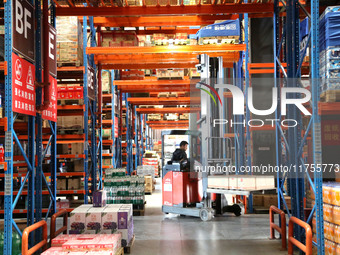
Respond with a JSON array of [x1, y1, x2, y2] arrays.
[[102, 165, 114, 169], [87, 44, 246, 55], [146, 120, 188, 125], [128, 97, 199, 105], [137, 107, 198, 114], [91, 15, 236, 27], [58, 105, 84, 111], [0, 208, 75, 214], [57, 154, 86, 159], [150, 125, 189, 129], [102, 119, 113, 125], [102, 153, 113, 157], [0, 117, 8, 131], [56, 3, 274, 16], [57, 66, 85, 72], [122, 143, 136, 147], [114, 80, 192, 93], [103, 140, 114, 145]]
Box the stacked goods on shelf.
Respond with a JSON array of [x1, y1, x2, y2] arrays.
[[143, 151, 160, 177], [196, 19, 240, 45], [56, 17, 83, 65], [102, 71, 111, 94], [102, 31, 138, 47], [57, 86, 83, 100], [207, 175, 275, 190], [0, 26, 4, 61], [157, 92, 178, 98], [136, 165, 155, 177], [164, 113, 179, 121], [156, 69, 184, 79], [179, 113, 189, 120], [137, 35, 153, 47], [45, 233, 121, 254], [121, 70, 145, 80], [147, 114, 162, 121], [300, 17, 310, 63], [188, 68, 200, 78], [311, 183, 340, 253], [103, 168, 145, 205], [144, 176, 154, 194], [152, 33, 190, 46], [68, 204, 134, 247], [57, 116, 84, 130], [319, 6, 340, 102], [152, 141, 162, 158]]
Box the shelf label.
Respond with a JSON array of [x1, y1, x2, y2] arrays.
[[13, 0, 35, 62], [42, 75, 57, 122], [87, 65, 96, 101], [12, 53, 36, 116]]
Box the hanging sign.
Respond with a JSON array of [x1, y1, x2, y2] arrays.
[[48, 25, 57, 77], [115, 116, 119, 138], [88, 65, 95, 100], [12, 53, 36, 116], [13, 0, 35, 62], [42, 75, 57, 122]]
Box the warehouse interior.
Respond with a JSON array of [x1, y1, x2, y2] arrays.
[[0, 0, 340, 254]]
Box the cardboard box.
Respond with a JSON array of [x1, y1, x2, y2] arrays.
[[229, 176, 238, 189], [74, 159, 84, 172], [252, 195, 264, 207], [237, 176, 256, 190], [101, 204, 121, 234], [57, 179, 67, 190], [208, 176, 229, 189], [85, 207, 105, 234], [93, 190, 107, 208], [103, 158, 112, 166], [69, 205, 92, 234], [68, 178, 81, 190]]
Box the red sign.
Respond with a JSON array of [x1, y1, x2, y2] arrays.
[[12, 53, 36, 116], [322, 120, 340, 146], [114, 116, 118, 138], [42, 75, 57, 122]]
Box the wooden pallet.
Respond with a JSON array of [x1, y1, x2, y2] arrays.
[[58, 99, 84, 106], [124, 235, 135, 254], [133, 208, 145, 216], [320, 89, 340, 102], [115, 247, 124, 255]]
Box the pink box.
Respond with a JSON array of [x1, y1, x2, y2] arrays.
[[41, 247, 68, 255]]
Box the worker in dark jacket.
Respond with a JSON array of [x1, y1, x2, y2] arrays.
[[171, 141, 188, 162]]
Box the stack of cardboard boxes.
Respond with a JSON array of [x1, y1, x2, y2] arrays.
[[102, 31, 138, 47], [69, 204, 134, 247], [56, 17, 83, 65]]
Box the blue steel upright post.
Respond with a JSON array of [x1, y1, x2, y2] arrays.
[[83, 15, 89, 203], [3, 0, 14, 252], [311, 0, 324, 253], [35, 0, 43, 244]]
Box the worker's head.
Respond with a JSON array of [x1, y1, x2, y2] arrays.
[[180, 141, 188, 151]]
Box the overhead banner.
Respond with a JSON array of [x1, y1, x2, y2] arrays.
[[12, 53, 36, 116], [42, 75, 57, 122], [13, 0, 35, 62], [87, 65, 95, 101]]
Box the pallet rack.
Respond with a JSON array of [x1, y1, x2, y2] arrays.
[[273, 0, 324, 253], [0, 0, 327, 253]]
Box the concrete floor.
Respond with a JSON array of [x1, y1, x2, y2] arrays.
[[132, 180, 287, 255]]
